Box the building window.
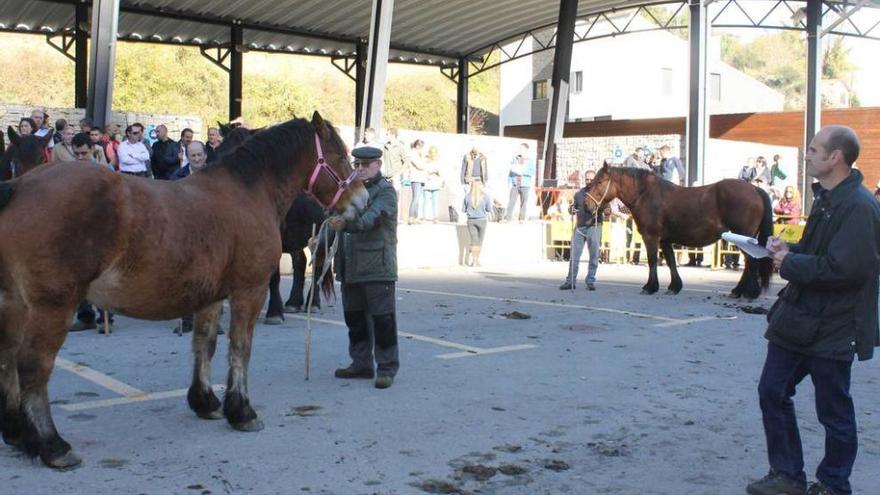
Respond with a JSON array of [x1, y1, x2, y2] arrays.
[[570, 71, 583, 94], [710, 72, 721, 102], [533, 79, 548, 100], [661, 68, 673, 96]]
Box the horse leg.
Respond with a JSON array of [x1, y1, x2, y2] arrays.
[[16, 307, 81, 468], [661, 242, 683, 295], [641, 237, 660, 295], [741, 255, 761, 300], [223, 287, 265, 432], [263, 269, 284, 325], [0, 300, 25, 448], [730, 252, 749, 298], [187, 301, 224, 420], [285, 250, 307, 313]]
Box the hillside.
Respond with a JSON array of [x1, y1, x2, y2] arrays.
[[0, 33, 500, 134]]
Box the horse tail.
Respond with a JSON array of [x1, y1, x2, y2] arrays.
[[0, 182, 14, 210], [756, 187, 774, 292]]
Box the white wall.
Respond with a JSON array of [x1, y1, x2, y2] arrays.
[[501, 24, 784, 127]]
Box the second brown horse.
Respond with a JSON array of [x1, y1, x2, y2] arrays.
[[583, 164, 773, 298]]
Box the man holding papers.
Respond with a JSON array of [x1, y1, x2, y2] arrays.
[[747, 126, 880, 495]]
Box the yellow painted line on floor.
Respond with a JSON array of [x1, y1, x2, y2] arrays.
[[55, 357, 145, 398], [398, 287, 683, 323], [59, 385, 225, 412]]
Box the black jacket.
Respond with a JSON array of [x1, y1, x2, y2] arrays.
[[765, 169, 880, 361], [571, 187, 606, 228], [150, 138, 181, 180]]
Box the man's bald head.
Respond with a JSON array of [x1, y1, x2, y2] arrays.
[[187, 141, 207, 171], [821, 125, 860, 167]]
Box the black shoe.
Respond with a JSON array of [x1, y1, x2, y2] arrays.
[[806, 482, 843, 495], [746, 469, 806, 495], [69, 320, 97, 332], [334, 366, 374, 379], [586, 283, 596, 291], [559, 282, 574, 290], [374, 375, 394, 389]]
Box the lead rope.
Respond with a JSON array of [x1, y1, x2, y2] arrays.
[[305, 218, 340, 380]]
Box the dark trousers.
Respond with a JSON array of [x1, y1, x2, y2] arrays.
[[76, 300, 113, 324], [758, 342, 857, 494], [466, 218, 487, 247], [341, 282, 399, 377]]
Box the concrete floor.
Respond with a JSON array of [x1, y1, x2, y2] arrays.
[[2, 261, 878, 494]]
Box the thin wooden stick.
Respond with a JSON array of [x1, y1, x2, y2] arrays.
[[102, 308, 110, 335], [304, 223, 317, 380]]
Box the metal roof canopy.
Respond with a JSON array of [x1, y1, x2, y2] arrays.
[[2, 1, 879, 70]]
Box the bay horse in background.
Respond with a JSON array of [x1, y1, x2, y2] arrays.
[[0, 112, 367, 468], [216, 123, 329, 325], [583, 163, 773, 299], [1, 127, 53, 181]]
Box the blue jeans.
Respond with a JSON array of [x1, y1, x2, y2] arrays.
[[758, 342, 856, 494], [409, 182, 424, 220], [423, 189, 439, 220], [565, 225, 600, 286]]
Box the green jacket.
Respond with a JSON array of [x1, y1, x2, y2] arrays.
[[335, 176, 398, 284], [765, 169, 880, 361]]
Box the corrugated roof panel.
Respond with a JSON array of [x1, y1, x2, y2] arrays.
[[2, 0, 879, 65]]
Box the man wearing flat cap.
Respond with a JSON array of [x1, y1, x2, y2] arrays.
[[328, 145, 400, 389]]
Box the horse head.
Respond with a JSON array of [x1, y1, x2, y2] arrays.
[[1, 126, 51, 180], [582, 161, 620, 217], [308, 111, 368, 220]]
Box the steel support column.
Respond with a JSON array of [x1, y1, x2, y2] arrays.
[[456, 56, 469, 134], [86, 0, 120, 128], [358, 0, 394, 141], [541, 0, 578, 185], [229, 23, 244, 121], [686, 0, 708, 186], [804, 0, 822, 213], [74, 1, 89, 109], [354, 41, 367, 132]]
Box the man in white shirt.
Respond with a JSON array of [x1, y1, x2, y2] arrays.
[[117, 124, 152, 177], [31, 107, 55, 150]]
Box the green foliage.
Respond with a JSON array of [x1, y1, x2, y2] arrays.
[[719, 32, 860, 110], [1, 33, 500, 134], [823, 37, 855, 80]]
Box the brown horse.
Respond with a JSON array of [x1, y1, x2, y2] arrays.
[[0, 112, 367, 468], [1, 127, 52, 180], [583, 164, 773, 298]]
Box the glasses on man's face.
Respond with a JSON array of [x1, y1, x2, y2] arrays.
[[353, 160, 374, 168]]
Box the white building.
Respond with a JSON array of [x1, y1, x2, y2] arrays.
[[500, 18, 784, 130]]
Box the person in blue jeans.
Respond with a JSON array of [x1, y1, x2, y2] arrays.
[[504, 143, 535, 222], [559, 171, 600, 291], [407, 139, 426, 224], [748, 125, 880, 495]]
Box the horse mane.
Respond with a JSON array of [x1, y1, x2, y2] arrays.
[[209, 118, 335, 186]]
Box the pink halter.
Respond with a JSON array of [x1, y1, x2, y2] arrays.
[[305, 134, 358, 210]]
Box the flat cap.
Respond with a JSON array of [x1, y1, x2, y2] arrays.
[[352, 145, 383, 160]]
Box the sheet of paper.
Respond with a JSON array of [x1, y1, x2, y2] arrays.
[[721, 232, 770, 259]]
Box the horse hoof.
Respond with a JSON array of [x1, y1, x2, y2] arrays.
[[640, 289, 657, 295], [43, 450, 82, 470], [231, 418, 264, 432], [263, 316, 283, 326], [283, 305, 302, 314]]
